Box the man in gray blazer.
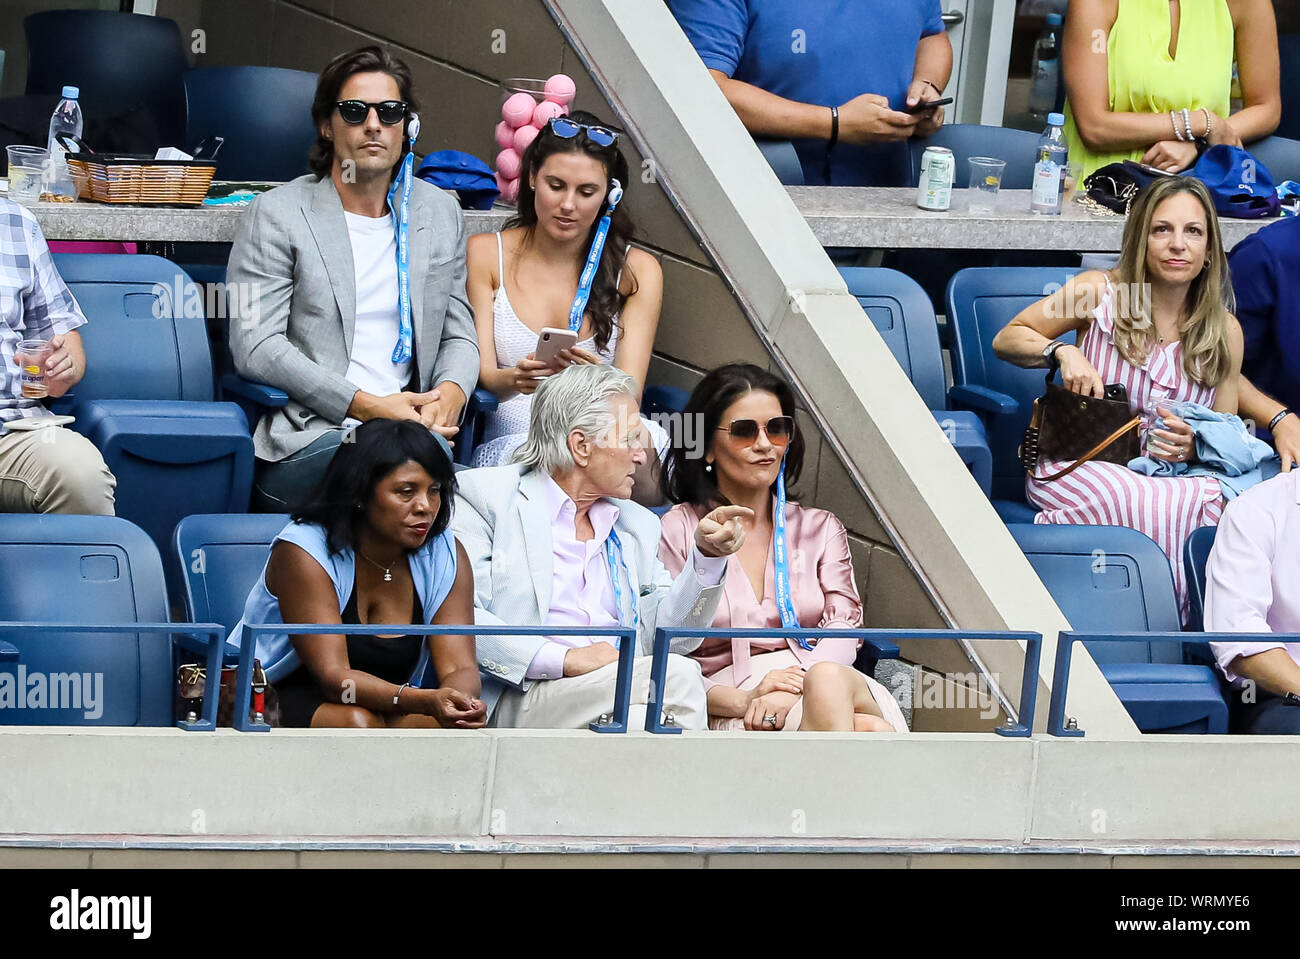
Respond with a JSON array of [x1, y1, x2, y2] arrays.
[[228, 46, 479, 509], [452, 365, 752, 729]]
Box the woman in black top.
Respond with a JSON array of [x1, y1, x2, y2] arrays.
[[266, 419, 484, 729]]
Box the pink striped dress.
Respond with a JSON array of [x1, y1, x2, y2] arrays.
[[1026, 280, 1224, 621]]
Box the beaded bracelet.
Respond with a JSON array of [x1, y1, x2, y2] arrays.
[[1201, 107, 1213, 142], [1171, 110, 1185, 141], [1182, 108, 1194, 142]]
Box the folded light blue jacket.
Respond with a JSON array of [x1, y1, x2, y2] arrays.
[[1127, 401, 1281, 500]]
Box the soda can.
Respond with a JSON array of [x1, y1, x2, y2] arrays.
[[917, 145, 954, 211]]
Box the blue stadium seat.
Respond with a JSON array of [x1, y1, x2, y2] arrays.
[[25, 10, 188, 148], [947, 266, 1082, 514], [455, 388, 502, 467], [173, 513, 293, 680], [642, 383, 690, 418], [1010, 523, 1228, 733], [908, 124, 1042, 190], [839, 267, 992, 495], [50, 254, 254, 583], [184, 66, 317, 183], [1247, 135, 1300, 185], [1183, 525, 1218, 634], [0, 514, 172, 725], [754, 139, 805, 185]]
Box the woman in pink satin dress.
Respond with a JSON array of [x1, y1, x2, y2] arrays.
[[657, 364, 907, 733]]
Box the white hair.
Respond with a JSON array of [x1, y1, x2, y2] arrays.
[[512, 364, 640, 475]]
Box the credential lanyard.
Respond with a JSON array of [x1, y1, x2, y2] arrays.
[[604, 527, 639, 648], [387, 139, 416, 364], [566, 181, 623, 333], [772, 459, 809, 648]]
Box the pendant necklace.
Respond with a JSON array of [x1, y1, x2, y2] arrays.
[[358, 548, 397, 582]]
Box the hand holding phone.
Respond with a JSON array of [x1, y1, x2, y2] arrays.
[[535, 327, 578, 367], [905, 96, 953, 114]]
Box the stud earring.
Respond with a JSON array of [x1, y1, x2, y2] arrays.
[[705, 462, 713, 473]]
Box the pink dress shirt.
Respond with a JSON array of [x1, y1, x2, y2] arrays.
[[1205, 470, 1300, 686], [657, 500, 862, 688], [526, 476, 727, 680]]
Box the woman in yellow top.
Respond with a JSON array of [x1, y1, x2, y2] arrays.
[[1063, 0, 1281, 178]]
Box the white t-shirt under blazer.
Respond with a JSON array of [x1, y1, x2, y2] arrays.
[[341, 210, 412, 427]]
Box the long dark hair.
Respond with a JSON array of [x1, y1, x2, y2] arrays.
[[662, 363, 806, 508], [506, 109, 637, 354], [291, 419, 456, 556], [309, 46, 418, 179]]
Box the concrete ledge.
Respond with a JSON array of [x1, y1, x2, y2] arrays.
[[5, 728, 1300, 844]]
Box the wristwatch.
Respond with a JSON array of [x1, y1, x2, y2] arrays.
[[1042, 339, 1068, 363]]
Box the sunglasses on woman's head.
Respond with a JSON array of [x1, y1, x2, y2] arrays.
[[717, 416, 795, 445], [334, 99, 408, 125], [548, 117, 620, 147]]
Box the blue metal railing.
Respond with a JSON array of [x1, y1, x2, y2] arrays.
[[0, 620, 1047, 735], [1047, 630, 1300, 736], [0, 622, 227, 730], [645, 627, 1042, 736], [244, 624, 635, 733]]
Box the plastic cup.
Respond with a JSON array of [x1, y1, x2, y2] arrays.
[[966, 157, 1006, 214], [7, 146, 49, 208], [16, 338, 51, 398], [1063, 160, 1085, 202]]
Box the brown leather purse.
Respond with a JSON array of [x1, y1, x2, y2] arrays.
[[177, 659, 281, 727], [1020, 364, 1142, 482]]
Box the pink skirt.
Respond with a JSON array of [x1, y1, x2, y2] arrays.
[[706, 649, 908, 732]]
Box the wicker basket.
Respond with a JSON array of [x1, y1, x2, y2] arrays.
[[66, 156, 216, 206]]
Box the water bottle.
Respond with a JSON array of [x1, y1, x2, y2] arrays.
[[1030, 113, 1069, 216], [1029, 13, 1063, 121], [46, 86, 84, 175]]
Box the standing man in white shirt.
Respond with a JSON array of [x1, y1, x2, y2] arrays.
[[228, 46, 479, 510]]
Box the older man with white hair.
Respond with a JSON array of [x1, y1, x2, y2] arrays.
[[452, 364, 750, 729]]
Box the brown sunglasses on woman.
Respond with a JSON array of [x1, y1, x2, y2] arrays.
[[716, 416, 795, 445]]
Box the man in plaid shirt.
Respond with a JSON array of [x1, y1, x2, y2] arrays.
[[0, 200, 114, 513]]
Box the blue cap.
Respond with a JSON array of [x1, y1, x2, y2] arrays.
[[1048, 112, 1066, 127], [1046, 13, 1063, 26], [61, 86, 79, 99]]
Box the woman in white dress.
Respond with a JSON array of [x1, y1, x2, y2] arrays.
[[466, 110, 665, 502]]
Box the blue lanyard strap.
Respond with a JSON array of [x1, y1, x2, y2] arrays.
[[566, 182, 623, 333], [604, 527, 639, 645], [772, 460, 808, 647], [387, 146, 415, 365]]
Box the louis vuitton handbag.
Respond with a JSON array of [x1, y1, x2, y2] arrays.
[[1019, 362, 1142, 482], [177, 659, 281, 727]]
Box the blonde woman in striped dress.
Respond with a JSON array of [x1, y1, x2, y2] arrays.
[[993, 178, 1245, 620]]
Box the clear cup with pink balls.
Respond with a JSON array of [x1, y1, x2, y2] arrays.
[[496, 74, 576, 205]]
